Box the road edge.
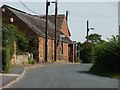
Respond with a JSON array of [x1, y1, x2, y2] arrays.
[[1, 64, 43, 89]]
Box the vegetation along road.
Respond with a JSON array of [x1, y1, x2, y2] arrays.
[[9, 64, 118, 88]]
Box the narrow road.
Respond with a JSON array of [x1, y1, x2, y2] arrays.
[[9, 64, 118, 88]]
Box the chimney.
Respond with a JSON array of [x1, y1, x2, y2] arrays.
[[66, 11, 68, 22]]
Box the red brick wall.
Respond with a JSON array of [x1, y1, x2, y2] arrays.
[[38, 37, 55, 62], [63, 43, 69, 61], [47, 39, 54, 61], [38, 37, 45, 63], [59, 16, 70, 61], [61, 17, 70, 38], [38, 37, 71, 63]]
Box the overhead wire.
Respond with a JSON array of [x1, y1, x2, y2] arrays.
[[18, 0, 43, 15], [18, 0, 56, 16]]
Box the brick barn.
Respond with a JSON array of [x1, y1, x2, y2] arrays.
[[1, 5, 76, 64]]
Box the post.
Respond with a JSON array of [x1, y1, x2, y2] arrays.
[[87, 20, 89, 42], [45, 0, 50, 62], [54, 0, 58, 62], [119, 25, 120, 36], [59, 36, 61, 60], [13, 41, 16, 64]]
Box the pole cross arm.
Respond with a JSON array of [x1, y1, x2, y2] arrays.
[[89, 27, 94, 30], [47, 2, 50, 6]]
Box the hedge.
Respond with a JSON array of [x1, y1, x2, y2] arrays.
[[90, 36, 120, 76]]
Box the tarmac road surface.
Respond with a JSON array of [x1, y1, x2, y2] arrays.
[[9, 64, 118, 88]]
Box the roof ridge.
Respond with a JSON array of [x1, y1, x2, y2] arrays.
[[2, 5, 65, 17], [2, 4, 33, 16]]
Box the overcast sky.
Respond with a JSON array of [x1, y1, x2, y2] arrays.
[[0, 0, 119, 42]]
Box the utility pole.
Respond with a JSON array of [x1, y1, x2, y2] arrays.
[[87, 20, 89, 42], [86, 20, 94, 42], [119, 25, 120, 36], [45, 0, 50, 62], [54, 0, 58, 61]]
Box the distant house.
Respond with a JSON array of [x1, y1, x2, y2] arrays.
[[1, 5, 76, 64]]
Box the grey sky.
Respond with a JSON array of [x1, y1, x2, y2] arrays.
[[119, 1, 120, 24], [0, 1, 119, 42]]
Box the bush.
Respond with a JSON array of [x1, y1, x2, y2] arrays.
[[90, 36, 120, 75], [15, 30, 29, 53], [76, 57, 82, 63], [80, 42, 93, 63], [28, 53, 34, 64], [28, 58, 34, 64], [28, 37, 38, 61], [2, 25, 15, 73], [2, 24, 29, 72], [2, 48, 11, 73]]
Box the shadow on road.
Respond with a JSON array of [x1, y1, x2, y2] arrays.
[[76, 70, 115, 79], [76, 70, 91, 74], [77, 71, 89, 73], [76, 70, 99, 77]]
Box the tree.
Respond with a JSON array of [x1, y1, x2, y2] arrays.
[[77, 33, 105, 63], [77, 42, 93, 63], [86, 33, 105, 45]]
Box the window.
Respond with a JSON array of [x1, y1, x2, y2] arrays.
[[10, 18, 14, 23], [2, 8, 5, 12]]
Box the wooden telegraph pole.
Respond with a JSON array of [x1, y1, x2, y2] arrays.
[[45, 0, 50, 62], [54, 0, 58, 61], [87, 20, 89, 42]]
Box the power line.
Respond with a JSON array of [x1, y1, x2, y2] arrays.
[[18, 0, 41, 15]]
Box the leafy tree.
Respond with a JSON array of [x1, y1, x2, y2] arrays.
[[15, 30, 29, 54], [77, 33, 104, 63], [86, 33, 105, 45], [77, 42, 93, 63], [28, 37, 38, 61]]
